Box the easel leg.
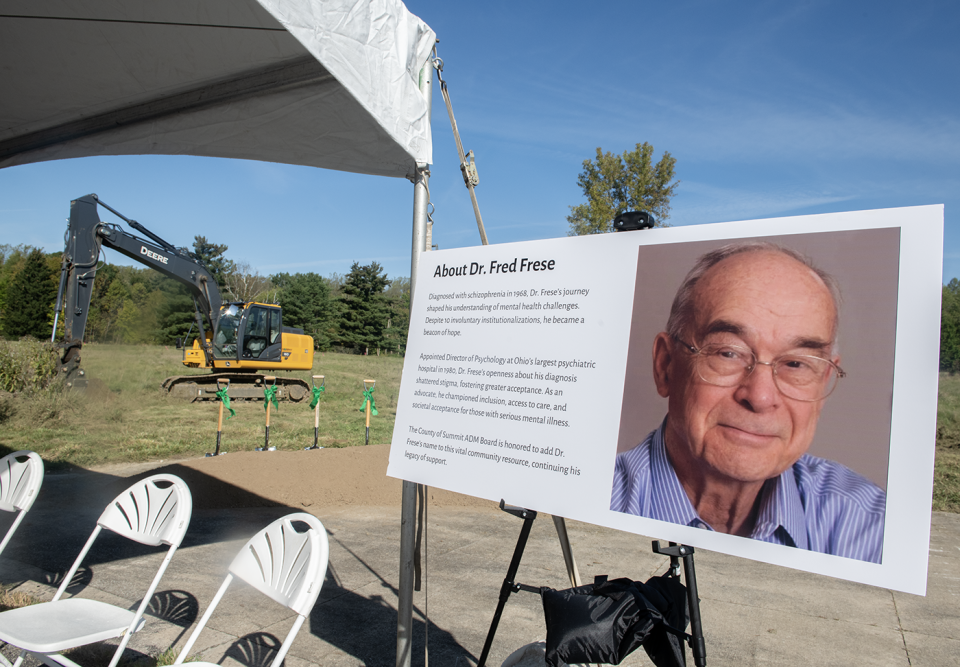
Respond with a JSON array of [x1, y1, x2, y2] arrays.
[[551, 516, 583, 587], [682, 549, 706, 667], [478, 503, 538, 667], [653, 541, 707, 667]]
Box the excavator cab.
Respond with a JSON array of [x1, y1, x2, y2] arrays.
[[213, 302, 280, 363], [180, 301, 313, 376], [239, 304, 282, 362], [207, 302, 311, 371]]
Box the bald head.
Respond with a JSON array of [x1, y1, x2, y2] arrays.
[[665, 242, 841, 351]]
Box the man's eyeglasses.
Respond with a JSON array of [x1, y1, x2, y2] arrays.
[[673, 336, 846, 402]]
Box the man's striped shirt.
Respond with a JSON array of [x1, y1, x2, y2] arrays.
[[610, 420, 886, 563]]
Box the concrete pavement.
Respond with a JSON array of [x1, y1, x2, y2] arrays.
[[0, 461, 957, 667]]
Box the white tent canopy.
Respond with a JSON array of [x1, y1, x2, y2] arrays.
[[0, 0, 435, 178], [2, 4, 436, 664]]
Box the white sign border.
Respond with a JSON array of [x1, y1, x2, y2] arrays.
[[389, 205, 943, 595]]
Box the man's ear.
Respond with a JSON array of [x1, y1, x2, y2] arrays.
[[652, 332, 674, 398]]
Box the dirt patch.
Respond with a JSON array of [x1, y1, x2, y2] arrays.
[[76, 377, 115, 403], [120, 444, 496, 511]]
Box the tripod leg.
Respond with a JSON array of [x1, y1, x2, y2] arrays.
[[551, 516, 582, 587], [681, 551, 707, 667], [477, 509, 536, 667], [653, 541, 707, 666]]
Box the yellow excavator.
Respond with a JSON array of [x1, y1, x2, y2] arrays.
[[54, 194, 314, 401]]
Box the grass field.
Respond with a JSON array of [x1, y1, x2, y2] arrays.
[[935, 372, 960, 512], [0, 344, 404, 469]]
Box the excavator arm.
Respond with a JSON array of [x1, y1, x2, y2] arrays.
[[55, 194, 222, 377]]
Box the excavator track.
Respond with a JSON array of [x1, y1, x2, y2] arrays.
[[161, 373, 309, 403]]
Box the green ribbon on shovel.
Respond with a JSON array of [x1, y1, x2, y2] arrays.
[[264, 385, 279, 411], [309, 385, 325, 410], [216, 386, 236, 418], [360, 387, 378, 416]]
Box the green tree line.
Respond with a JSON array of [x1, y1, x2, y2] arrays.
[[942, 279, 960, 372], [0, 241, 410, 355]]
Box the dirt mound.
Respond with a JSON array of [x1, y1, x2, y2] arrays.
[[133, 444, 495, 511]]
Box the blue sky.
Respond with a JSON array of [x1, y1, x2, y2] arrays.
[[1, 0, 957, 283]]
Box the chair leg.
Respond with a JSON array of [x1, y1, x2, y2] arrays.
[[174, 575, 233, 665], [36, 652, 84, 667], [106, 632, 136, 667], [0, 511, 27, 558], [107, 543, 179, 667], [269, 614, 306, 667]]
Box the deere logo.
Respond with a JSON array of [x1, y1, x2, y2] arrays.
[[140, 246, 169, 264]]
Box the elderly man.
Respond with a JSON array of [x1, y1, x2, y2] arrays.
[[610, 242, 886, 563]]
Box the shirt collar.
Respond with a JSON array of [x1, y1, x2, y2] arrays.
[[648, 422, 707, 529], [650, 419, 808, 547], [751, 468, 808, 549]]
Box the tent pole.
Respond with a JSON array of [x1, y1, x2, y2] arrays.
[[398, 61, 433, 667]]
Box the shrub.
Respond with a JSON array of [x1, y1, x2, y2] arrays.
[[0, 394, 12, 423], [0, 585, 41, 612], [0, 338, 60, 393]]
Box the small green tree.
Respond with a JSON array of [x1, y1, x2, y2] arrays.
[[337, 262, 391, 353], [192, 236, 235, 290], [0, 245, 28, 334], [567, 142, 678, 235], [274, 272, 337, 350], [156, 284, 197, 345], [3, 249, 58, 339], [83, 263, 119, 342], [110, 282, 163, 344], [384, 276, 410, 354]]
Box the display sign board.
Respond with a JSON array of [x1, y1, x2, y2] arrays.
[[387, 206, 943, 595]]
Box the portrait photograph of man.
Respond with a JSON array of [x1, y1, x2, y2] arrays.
[[611, 229, 900, 564]]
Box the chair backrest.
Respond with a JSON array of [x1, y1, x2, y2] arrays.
[[0, 450, 44, 514], [228, 513, 329, 616], [0, 450, 44, 557], [174, 513, 328, 667], [98, 474, 192, 547], [50, 474, 192, 667]]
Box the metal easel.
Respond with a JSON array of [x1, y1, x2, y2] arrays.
[[478, 501, 707, 667]]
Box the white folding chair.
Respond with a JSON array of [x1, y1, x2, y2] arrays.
[[174, 513, 329, 667], [0, 473, 192, 667], [0, 450, 44, 557]]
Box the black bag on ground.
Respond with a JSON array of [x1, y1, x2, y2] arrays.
[[541, 575, 688, 667]]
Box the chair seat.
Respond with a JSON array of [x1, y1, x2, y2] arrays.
[[0, 598, 140, 653]]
